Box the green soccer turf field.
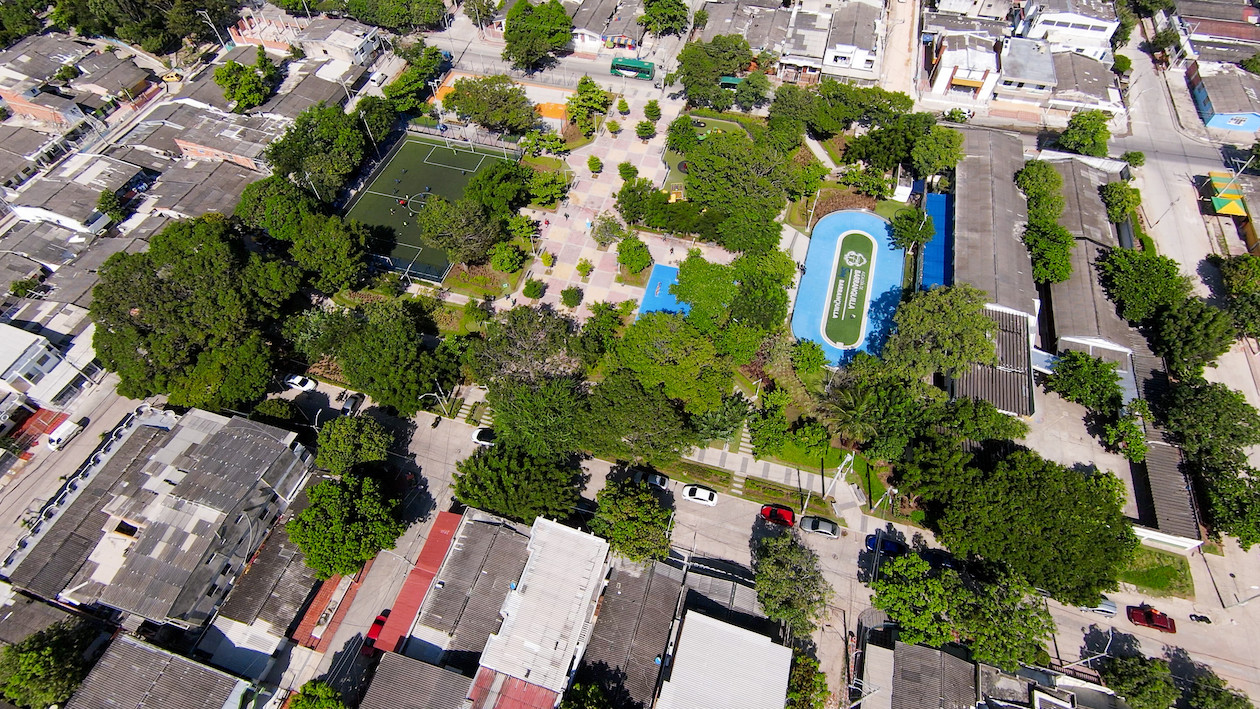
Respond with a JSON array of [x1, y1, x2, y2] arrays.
[[823, 230, 876, 348], [345, 136, 508, 280]]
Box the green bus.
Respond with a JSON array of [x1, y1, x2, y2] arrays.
[[610, 58, 656, 80]]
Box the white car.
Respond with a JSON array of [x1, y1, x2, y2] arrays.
[[284, 375, 317, 391], [632, 469, 669, 490], [800, 516, 840, 538], [681, 484, 717, 506], [472, 427, 496, 447]]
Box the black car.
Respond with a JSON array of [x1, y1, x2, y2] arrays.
[[865, 533, 908, 557], [921, 548, 957, 571]]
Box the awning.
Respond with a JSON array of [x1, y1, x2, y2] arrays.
[[950, 77, 986, 88], [1212, 196, 1248, 216]]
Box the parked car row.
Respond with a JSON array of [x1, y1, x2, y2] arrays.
[[283, 375, 366, 417]]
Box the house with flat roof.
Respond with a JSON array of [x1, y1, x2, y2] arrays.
[[0, 125, 70, 190], [10, 153, 146, 234], [146, 161, 258, 220], [0, 321, 91, 419], [4, 409, 312, 630], [699, 0, 790, 53], [779, 9, 833, 85], [1019, 0, 1118, 61], [994, 38, 1058, 105], [470, 518, 610, 709], [822, 0, 884, 84], [656, 610, 792, 709], [1188, 60, 1260, 132], [1049, 51, 1124, 116], [361, 652, 475, 709], [228, 6, 310, 53], [65, 634, 251, 709], [0, 33, 94, 99], [948, 127, 1039, 416], [259, 59, 366, 120], [296, 18, 381, 65], [928, 33, 1001, 101], [567, 0, 646, 52], [149, 101, 288, 171], [68, 50, 152, 102]]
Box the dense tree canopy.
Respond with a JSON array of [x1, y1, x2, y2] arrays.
[[889, 207, 935, 251], [909, 125, 964, 178], [1096, 247, 1193, 323], [1057, 109, 1111, 157], [1151, 298, 1236, 379], [316, 416, 393, 476], [673, 36, 753, 109], [382, 46, 446, 113], [753, 532, 833, 637], [454, 443, 582, 522], [287, 474, 406, 578], [91, 215, 294, 410], [882, 285, 997, 379], [1098, 656, 1180, 709], [639, 0, 689, 35], [489, 377, 587, 461], [444, 75, 539, 133], [289, 680, 349, 709], [582, 369, 697, 464], [502, 0, 573, 70], [235, 175, 321, 242], [265, 103, 368, 201], [470, 306, 581, 384], [1045, 351, 1123, 413], [615, 313, 731, 414], [590, 478, 673, 561], [54, 0, 238, 52], [0, 619, 97, 709]]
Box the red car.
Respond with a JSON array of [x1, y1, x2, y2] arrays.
[[760, 504, 795, 527], [1126, 605, 1176, 634], [360, 611, 390, 656]]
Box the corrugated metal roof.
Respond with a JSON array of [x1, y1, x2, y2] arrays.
[[469, 667, 560, 709], [359, 652, 473, 709], [889, 642, 977, 709], [377, 511, 461, 654], [581, 561, 682, 708], [1130, 336, 1201, 540], [216, 525, 320, 632], [953, 308, 1035, 416], [953, 127, 1038, 317], [65, 634, 248, 709], [0, 594, 74, 647], [479, 519, 609, 694], [656, 611, 792, 709]]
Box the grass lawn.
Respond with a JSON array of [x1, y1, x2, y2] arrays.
[[821, 135, 845, 166], [657, 460, 734, 490], [522, 155, 566, 171], [432, 301, 486, 336], [798, 368, 826, 396], [444, 264, 524, 299], [616, 266, 651, 288], [769, 440, 847, 471], [1202, 539, 1225, 556], [786, 197, 811, 231], [743, 477, 837, 518], [1119, 546, 1195, 599], [875, 199, 907, 221]]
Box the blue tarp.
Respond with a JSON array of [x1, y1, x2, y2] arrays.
[[637, 264, 690, 318], [921, 192, 953, 290]]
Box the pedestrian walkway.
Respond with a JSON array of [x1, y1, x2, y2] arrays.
[[803, 136, 839, 171]]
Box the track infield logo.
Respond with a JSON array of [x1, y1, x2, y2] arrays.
[[823, 230, 877, 349]]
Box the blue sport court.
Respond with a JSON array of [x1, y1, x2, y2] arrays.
[[791, 210, 903, 364], [637, 265, 690, 318]]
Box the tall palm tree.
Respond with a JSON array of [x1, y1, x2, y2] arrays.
[[827, 385, 877, 447]]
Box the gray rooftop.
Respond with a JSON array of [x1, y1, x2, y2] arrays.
[[656, 610, 792, 709], [581, 561, 682, 708], [1038, 0, 1117, 20], [1176, 0, 1254, 22], [478, 518, 609, 694], [149, 161, 257, 218], [66, 634, 249, 709], [569, 0, 646, 38], [1047, 159, 1131, 351], [0, 593, 74, 647], [1196, 61, 1260, 114], [70, 50, 150, 96], [923, 12, 1011, 36], [216, 523, 319, 631], [889, 642, 977, 709], [952, 308, 1035, 416], [360, 653, 473, 709], [700, 1, 791, 50], [829, 0, 883, 51], [161, 101, 287, 161], [1001, 37, 1057, 85], [260, 62, 366, 119], [784, 11, 832, 60], [0, 33, 93, 84], [296, 18, 377, 47], [14, 154, 143, 221], [0, 252, 43, 294], [0, 220, 91, 271], [1052, 51, 1115, 102], [417, 515, 531, 670], [0, 125, 56, 160], [952, 127, 1038, 316]]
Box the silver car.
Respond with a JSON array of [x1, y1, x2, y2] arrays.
[[1080, 595, 1118, 617], [800, 516, 840, 538], [631, 468, 669, 490]]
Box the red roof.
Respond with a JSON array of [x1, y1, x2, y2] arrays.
[[377, 511, 462, 653], [469, 668, 560, 709]]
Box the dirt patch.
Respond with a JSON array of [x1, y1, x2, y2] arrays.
[[814, 187, 876, 221]]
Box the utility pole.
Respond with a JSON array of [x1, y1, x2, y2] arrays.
[[196, 10, 227, 51]]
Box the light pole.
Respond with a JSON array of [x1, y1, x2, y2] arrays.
[[196, 10, 227, 51]]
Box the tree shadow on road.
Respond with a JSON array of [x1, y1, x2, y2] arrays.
[[1079, 624, 1144, 669], [855, 523, 910, 584]]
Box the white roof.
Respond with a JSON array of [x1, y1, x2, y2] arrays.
[[656, 611, 793, 709], [0, 323, 45, 368], [478, 518, 609, 693]]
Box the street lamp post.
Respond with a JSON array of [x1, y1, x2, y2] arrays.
[[196, 10, 227, 51]]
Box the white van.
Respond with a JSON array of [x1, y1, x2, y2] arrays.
[[47, 417, 85, 451], [369, 71, 388, 87]]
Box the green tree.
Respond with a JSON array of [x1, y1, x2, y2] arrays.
[[523, 278, 546, 299], [336, 301, 459, 417], [909, 125, 964, 178], [638, 0, 688, 35], [1121, 149, 1144, 166], [1164, 379, 1260, 467], [591, 211, 629, 247], [1096, 247, 1193, 322], [882, 284, 997, 379], [488, 378, 587, 461], [561, 285, 583, 307], [635, 120, 656, 140], [671, 249, 737, 332], [644, 99, 662, 121], [582, 369, 697, 463], [691, 392, 751, 440], [382, 47, 445, 112], [454, 444, 581, 522], [96, 189, 125, 222], [444, 74, 539, 133], [1151, 298, 1235, 379], [530, 170, 569, 207], [416, 197, 506, 265], [674, 35, 753, 108], [615, 312, 730, 413], [266, 103, 367, 200], [213, 59, 269, 112], [1045, 350, 1122, 412], [1149, 26, 1180, 52], [287, 474, 406, 578], [590, 478, 673, 560], [469, 305, 580, 384], [491, 242, 527, 272], [464, 0, 496, 24], [1099, 181, 1141, 223], [734, 71, 771, 111], [1244, 53, 1260, 76], [838, 164, 892, 199], [753, 532, 833, 637], [1187, 668, 1255, 709], [666, 115, 699, 155], [235, 175, 320, 242], [587, 154, 603, 174], [617, 234, 653, 273], [289, 680, 349, 709], [785, 653, 830, 709], [502, 0, 573, 70], [560, 683, 609, 709], [0, 620, 96, 709], [1057, 109, 1110, 157], [251, 398, 298, 427], [316, 415, 393, 475], [618, 161, 639, 180], [871, 555, 956, 647], [465, 161, 535, 220], [291, 214, 368, 292], [1099, 656, 1180, 709], [1104, 404, 1149, 463], [890, 207, 935, 251], [1217, 254, 1260, 297], [792, 340, 828, 375]]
